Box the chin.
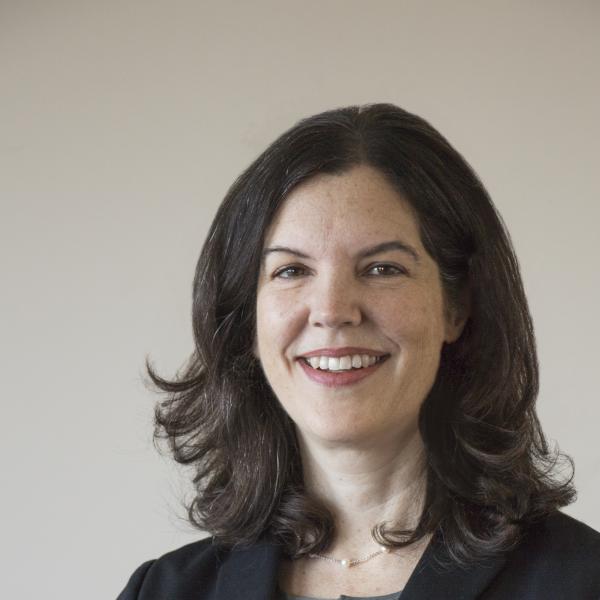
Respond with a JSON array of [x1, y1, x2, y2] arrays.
[[300, 419, 377, 446]]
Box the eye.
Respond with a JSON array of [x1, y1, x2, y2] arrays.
[[364, 263, 408, 277], [272, 265, 309, 279]]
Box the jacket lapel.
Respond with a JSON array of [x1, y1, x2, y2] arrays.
[[401, 532, 507, 600], [214, 540, 282, 600]]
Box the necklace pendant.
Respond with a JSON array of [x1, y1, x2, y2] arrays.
[[340, 559, 350, 568]]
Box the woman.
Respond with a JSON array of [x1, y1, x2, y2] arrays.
[[118, 104, 600, 599]]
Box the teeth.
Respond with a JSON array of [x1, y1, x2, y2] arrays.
[[304, 353, 384, 371], [328, 357, 341, 371], [339, 356, 352, 370]]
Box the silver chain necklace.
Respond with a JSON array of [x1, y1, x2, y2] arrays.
[[308, 544, 392, 568]]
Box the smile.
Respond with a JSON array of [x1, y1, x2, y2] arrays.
[[302, 354, 385, 371], [298, 354, 390, 387]]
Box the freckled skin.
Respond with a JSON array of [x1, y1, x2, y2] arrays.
[[255, 165, 466, 448]]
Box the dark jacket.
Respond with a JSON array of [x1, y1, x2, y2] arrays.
[[117, 512, 600, 599]]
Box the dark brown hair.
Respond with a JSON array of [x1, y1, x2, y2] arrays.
[[147, 103, 575, 566]]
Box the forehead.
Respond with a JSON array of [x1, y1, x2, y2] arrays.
[[263, 165, 422, 249]]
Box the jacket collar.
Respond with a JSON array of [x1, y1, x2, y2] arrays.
[[214, 539, 283, 600], [214, 533, 507, 600], [400, 531, 507, 599]]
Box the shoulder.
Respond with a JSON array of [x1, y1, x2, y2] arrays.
[[485, 511, 600, 599], [519, 510, 600, 558], [116, 536, 282, 600], [116, 537, 218, 599]]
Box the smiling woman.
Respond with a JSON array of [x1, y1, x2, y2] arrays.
[[117, 104, 600, 600]]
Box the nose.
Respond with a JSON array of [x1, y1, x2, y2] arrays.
[[307, 272, 362, 329]]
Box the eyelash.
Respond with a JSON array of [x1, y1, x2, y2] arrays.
[[272, 263, 408, 279]]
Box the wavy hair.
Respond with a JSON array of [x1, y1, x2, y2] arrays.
[[147, 103, 575, 566]]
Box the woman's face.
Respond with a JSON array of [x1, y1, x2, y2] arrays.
[[255, 164, 466, 447]]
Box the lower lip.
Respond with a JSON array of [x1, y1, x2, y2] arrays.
[[298, 357, 387, 387]]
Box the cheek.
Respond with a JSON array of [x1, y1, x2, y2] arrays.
[[376, 291, 446, 346], [255, 290, 305, 360]]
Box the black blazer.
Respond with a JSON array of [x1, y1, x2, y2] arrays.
[[117, 512, 600, 599]]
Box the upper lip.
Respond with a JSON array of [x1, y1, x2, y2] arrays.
[[298, 347, 389, 358]]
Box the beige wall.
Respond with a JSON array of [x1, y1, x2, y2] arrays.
[[1, 1, 598, 598]]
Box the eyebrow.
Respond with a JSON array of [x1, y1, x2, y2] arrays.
[[261, 240, 421, 263]]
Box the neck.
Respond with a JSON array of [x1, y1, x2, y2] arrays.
[[298, 428, 427, 556]]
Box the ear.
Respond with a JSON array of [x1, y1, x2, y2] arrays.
[[252, 336, 260, 360], [444, 311, 468, 343], [444, 288, 471, 344]]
